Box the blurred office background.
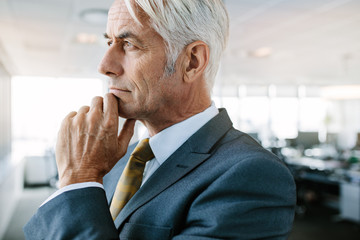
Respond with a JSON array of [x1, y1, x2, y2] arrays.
[[1, 0, 360, 239]]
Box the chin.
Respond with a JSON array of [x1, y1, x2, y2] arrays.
[[117, 100, 149, 121], [117, 100, 132, 118], [118, 105, 139, 120], [118, 109, 133, 119]]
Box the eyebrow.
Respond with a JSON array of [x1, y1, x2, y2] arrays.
[[103, 32, 144, 46]]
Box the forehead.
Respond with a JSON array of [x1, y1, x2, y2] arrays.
[[107, 0, 144, 37], [108, 0, 133, 23]]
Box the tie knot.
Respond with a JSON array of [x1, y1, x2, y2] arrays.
[[131, 138, 154, 163]]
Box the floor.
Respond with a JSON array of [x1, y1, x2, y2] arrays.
[[2, 187, 56, 240], [289, 204, 360, 240], [2, 187, 360, 240]]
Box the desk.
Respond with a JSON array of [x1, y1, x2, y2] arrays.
[[285, 156, 360, 223], [286, 157, 342, 171], [341, 182, 360, 223]]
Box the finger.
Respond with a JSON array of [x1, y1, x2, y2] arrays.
[[73, 106, 90, 127], [104, 93, 118, 117], [117, 119, 136, 155], [58, 111, 77, 144], [77, 106, 90, 115], [61, 111, 77, 126], [65, 111, 77, 119], [90, 96, 103, 112]]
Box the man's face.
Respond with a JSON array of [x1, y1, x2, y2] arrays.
[[98, 0, 182, 120]]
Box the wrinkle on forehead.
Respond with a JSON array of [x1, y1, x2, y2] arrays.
[[108, 0, 147, 24], [106, 0, 138, 37], [108, 0, 133, 21], [106, 0, 163, 46]]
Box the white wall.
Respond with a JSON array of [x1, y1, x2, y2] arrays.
[[0, 62, 11, 164], [0, 62, 20, 239], [0, 158, 24, 239]]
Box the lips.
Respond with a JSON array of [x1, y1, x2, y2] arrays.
[[109, 87, 131, 98]]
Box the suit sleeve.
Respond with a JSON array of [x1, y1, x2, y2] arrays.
[[173, 157, 296, 240], [23, 187, 119, 240]]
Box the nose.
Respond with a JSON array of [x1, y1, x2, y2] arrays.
[[98, 46, 124, 77]]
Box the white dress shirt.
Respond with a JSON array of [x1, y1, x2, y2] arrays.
[[42, 103, 219, 206]]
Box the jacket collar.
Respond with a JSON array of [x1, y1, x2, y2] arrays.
[[113, 108, 233, 228]]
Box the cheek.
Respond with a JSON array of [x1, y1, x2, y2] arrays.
[[132, 57, 164, 92]]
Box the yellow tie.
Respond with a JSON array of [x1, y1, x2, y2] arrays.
[[110, 138, 154, 220]]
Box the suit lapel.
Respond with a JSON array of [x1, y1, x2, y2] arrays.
[[114, 145, 211, 227], [114, 109, 233, 228]]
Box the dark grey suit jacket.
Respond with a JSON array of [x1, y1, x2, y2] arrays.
[[24, 109, 296, 239]]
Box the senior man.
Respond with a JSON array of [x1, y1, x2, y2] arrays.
[[24, 0, 296, 239]]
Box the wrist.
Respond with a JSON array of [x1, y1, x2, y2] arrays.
[[59, 170, 103, 188]]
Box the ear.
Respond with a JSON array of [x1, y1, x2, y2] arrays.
[[183, 41, 209, 83]]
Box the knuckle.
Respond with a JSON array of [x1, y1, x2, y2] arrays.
[[61, 111, 75, 126], [91, 96, 103, 105], [103, 118, 116, 129], [78, 105, 90, 112], [60, 118, 69, 127], [93, 96, 103, 101], [66, 111, 77, 119], [74, 113, 86, 121], [71, 118, 81, 129], [88, 111, 101, 123], [72, 113, 85, 125], [86, 113, 101, 133], [88, 121, 100, 133], [105, 92, 112, 98]]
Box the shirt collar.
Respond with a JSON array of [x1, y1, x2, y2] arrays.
[[142, 103, 219, 165]]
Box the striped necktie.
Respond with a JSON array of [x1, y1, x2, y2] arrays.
[[110, 138, 154, 220]]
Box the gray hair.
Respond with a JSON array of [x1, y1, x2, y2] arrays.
[[124, 0, 229, 90]]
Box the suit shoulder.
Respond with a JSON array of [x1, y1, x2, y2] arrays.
[[211, 128, 294, 180], [215, 128, 276, 161]]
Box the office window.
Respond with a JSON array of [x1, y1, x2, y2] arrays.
[[270, 98, 298, 139], [239, 97, 270, 134], [11, 76, 105, 157], [216, 97, 241, 129], [299, 98, 326, 132]]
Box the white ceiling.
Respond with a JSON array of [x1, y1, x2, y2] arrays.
[[0, 0, 359, 86], [0, 0, 113, 79]]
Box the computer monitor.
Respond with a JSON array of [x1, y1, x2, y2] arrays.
[[325, 133, 338, 145], [295, 131, 320, 149], [354, 133, 360, 150]]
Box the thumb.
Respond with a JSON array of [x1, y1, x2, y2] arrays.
[[117, 119, 136, 157]]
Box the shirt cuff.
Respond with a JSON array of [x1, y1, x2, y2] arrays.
[[41, 182, 104, 207]]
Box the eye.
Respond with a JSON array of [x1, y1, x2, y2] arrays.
[[107, 40, 113, 47], [123, 41, 135, 50]]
